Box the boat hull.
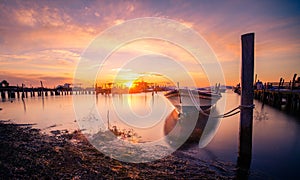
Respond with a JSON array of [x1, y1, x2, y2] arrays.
[[165, 89, 221, 111]]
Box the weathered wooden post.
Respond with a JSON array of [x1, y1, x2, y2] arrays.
[[40, 81, 44, 98], [7, 90, 11, 99], [17, 89, 20, 99], [291, 73, 297, 90], [21, 84, 25, 99], [1, 91, 5, 100], [278, 78, 283, 91], [32, 87, 35, 97], [10, 91, 15, 99], [237, 33, 255, 178]]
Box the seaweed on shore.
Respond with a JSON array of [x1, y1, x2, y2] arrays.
[[0, 121, 235, 179]]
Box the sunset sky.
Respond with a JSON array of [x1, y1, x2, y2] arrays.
[[0, 0, 299, 87]]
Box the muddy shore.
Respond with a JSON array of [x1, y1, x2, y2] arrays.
[[0, 121, 235, 179]]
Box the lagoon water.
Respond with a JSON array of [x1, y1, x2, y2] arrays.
[[0, 91, 299, 178]]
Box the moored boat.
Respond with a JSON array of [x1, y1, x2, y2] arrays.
[[164, 88, 221, 111]]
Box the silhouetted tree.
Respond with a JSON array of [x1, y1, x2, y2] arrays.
[[0, 80, 9, 87]]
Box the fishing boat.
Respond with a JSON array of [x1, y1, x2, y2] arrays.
[[164, 88, 222, 111]]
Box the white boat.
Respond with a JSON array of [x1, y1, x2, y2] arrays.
[[164, 88, 221, 111], [164, 89, 222, 148]]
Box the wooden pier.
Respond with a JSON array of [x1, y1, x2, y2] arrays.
[[0, 85, 96, 101], [0, 81, 170, 101], [254, 89, 300, 115], [95, 82, 169, 95], [233, 73, 300, 116], [252, 73, 300, 116]]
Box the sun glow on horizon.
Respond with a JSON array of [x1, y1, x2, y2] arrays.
[[124, 81, 134, 88]]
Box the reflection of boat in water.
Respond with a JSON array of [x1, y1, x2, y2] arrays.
[[164, 88, 221, 111], [164, 105, 221, 149]]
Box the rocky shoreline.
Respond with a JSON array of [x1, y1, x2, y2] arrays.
[[0, 120, 235, 179]]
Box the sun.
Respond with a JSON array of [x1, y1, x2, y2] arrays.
[[124, 81, 134, 88]]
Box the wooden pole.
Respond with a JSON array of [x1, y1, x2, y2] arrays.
[[21, 83, 25, 99], [237, 33, 254, 178], [278, 78, 283, 91], [40, 81, 44, 98], [0, 91, 5, 100], [291, 73, 297, 90]]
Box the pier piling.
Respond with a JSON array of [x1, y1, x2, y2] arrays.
[[237, 33, 255, 178], [292, 73, 297, 90], [1, 91, 5, 100]]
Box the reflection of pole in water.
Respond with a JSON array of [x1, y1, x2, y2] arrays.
[[22, 98, 26, 112], [21, 83, 25, 99], [22, 90, 27, 112], [42, 96, 45, 110], [96, 93, 98, 104], [41, 81, 45, 110], [151, 93, 154, 107], [107, 110, 110, 130], [144, 92, 147, 106], [120, 93, 123, 105]]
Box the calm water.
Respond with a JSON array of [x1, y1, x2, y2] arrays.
[[0, 91, 299, 178]]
